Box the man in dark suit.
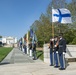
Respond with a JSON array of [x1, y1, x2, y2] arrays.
[[20, 41, 22, 51], [54, 36, 59, 68], [32, 41, 37, 60], [29, 42, 32, 51], [49, 38, 54, 66], [23, 44, 27, 54], [58, 34, 66, 70]]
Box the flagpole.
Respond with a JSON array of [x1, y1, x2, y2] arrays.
[[52, 7, 55, 48], [52, 7, 54, 39], [52, 22, 54, 39]]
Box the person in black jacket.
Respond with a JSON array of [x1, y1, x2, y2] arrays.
[[29, 42, 32, 50], [20, 41, 22, 51], [58, 35, 66, 70], [23, 44, 27, 54], [32, 41, 37, 60], [54, 36, 59, 68], [49, 38, 54, 66]]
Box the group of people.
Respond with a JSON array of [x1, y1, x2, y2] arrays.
[[49, 34, 66, 70], [19, 41, 27, 54], [18, 34, 66, 70], [19, 40, 37, 60]]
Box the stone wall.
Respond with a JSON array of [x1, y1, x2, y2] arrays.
[[43, 44, 76, 64], [44, 44, 50, 64]]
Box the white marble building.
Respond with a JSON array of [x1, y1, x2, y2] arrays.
[[2, 36, 17, 45]]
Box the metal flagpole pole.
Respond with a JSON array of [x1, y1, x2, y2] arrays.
[[52, 7, 54, 46], [52, 22, 54, 40], [52, 7, 55, 65]]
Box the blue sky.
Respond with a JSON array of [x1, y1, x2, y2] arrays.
[[0, 0, 71, 39], [0, 0, 51, 39]]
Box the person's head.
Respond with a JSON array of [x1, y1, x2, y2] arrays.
[[54, 36, 58, 41], [50, 38, 54, 41], [59, 33, 63, 39]]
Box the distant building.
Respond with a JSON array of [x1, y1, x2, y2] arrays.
[[2, 36, 17, 45]]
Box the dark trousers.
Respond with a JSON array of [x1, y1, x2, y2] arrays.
[[59, 53, 65, 68], [20, 46, 22, 51], [50, 52, 54, 65], [24, 47, 27, 54], [54, 51, 59, 66], [33, 50, 37, 59]]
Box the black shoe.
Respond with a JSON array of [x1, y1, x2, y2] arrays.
[[54, 66, 59, 68], [33, 58, 37, 60], [59, 68, 65, 70], [49, 64, 53, 66]]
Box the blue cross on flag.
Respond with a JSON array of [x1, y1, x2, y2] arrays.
[[52, 8, 72, 23]]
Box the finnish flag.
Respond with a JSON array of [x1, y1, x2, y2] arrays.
[[52, 8, 72, 23]]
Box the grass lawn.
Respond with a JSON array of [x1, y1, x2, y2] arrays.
[[0, 47, 13, 62], [36, 50, 44, 61]]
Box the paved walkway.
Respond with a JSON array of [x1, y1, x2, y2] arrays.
[[1, 48, 33, 64], [0, 48, 76, 75]]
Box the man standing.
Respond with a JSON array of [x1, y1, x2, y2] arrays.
[[49, 38, 54, 66], [54, 36, 59, 68], [32, 41, 37, 60], [20, 41, 22, 51], [58, 34, 66, 70], [29, 42, 32, 56], [23, 44, 27, 54]]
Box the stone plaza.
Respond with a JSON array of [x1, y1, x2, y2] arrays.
[[0, 47, 76, 75]]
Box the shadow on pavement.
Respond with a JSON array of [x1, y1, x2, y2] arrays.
[[0, 62, 10, 65], [36, 51, 43, 59]]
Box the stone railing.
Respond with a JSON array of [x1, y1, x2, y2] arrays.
[[43, 44, 76, 63]]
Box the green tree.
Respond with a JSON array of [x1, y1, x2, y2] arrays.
[[0, 36, 2, 38], [67, 0, 76, 29], [24, 0, 76, 46]]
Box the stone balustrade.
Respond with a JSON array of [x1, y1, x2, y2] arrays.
[[43, 44, 76, 63]]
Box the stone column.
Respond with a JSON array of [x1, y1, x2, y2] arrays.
[[44, 44, 50, 64]]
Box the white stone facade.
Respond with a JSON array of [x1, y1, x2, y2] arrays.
[[2, 36, 17, 45]]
